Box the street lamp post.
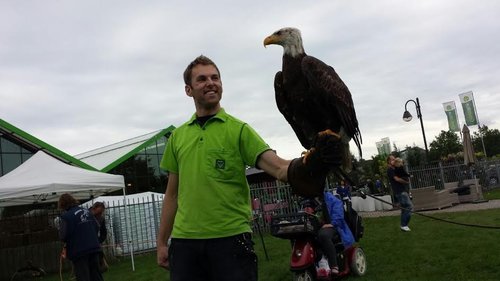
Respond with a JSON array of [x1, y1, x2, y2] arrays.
[[403, 97, 429, 160]]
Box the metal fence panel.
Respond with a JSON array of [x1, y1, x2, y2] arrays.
[[407, 159, 500, 190], [249, 181, 298, 233], [102, 194, 163, 255]]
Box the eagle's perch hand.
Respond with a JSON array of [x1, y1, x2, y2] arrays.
[[287, 132, 342, 197], [303, 129, 342, 167]]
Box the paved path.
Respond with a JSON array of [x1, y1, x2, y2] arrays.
[[358, 199, 500, 218]]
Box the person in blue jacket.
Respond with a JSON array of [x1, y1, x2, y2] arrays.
[[335, 180, 351, 199], [58, 193, 103, 281], [316, 191, 355, 275]]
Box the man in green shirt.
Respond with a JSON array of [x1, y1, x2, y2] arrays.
[[157, 55, 341, 281]]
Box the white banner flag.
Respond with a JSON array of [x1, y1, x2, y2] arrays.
[[458, 91, 478, 126], [442, 101, 460, 132]]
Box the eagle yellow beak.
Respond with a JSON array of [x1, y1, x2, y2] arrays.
[[263, 34, 279, 47]]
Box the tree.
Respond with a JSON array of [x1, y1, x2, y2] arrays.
[[428, 130, 462, 162], [341, 154, 387, 187], [360, 154, 388, 186], [403, 145, 426, 167], [391, 143, 402, 158], [472, 125, 500, 158]]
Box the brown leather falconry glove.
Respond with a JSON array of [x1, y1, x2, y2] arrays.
[[287, 132, 343, 197]]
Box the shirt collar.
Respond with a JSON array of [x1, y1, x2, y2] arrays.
[[188, 108, 228, 125]]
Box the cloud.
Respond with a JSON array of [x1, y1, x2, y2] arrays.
[[1, 0, 500, 160]]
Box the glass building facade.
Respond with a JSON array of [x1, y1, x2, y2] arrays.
[[109, 135, 169, 194], [0, 135, 34, 177], [1, 118, 174, 196]]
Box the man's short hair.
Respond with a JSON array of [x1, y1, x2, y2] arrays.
[[183, 55, 220, 85], [92, 201, 105, 209]]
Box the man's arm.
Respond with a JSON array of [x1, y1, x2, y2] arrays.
[[157, 173, 179, 269], [256, 150, 291, 182], [394, 175, 409, 184], [99, 220, 108, 244], [388, 168, 409, 185], [58, 218, 68, 242]]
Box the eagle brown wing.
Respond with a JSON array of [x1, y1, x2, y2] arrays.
[[301, 55, 362, 157], [274, 71, 311, 149]]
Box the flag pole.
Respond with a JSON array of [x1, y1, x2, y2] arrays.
[[455, 104, 463, 141], [471, 94, 487, 158]]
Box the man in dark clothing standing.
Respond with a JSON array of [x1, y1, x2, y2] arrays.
[[387, 155, 413, 232], [58, 193, 103, 281], [90, 202, 108, 272], [90, 202, 107, 244]]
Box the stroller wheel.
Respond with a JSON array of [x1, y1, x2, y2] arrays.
[[350, 247, 367, 276]]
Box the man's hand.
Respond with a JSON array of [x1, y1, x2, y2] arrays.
[[287, 132, 343, 197], [157, 244, 170, 270], [305, 130, 343, 169]]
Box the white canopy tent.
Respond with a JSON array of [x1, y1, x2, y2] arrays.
[[0, 151, 125, 207], [0, 151, 137, 270]]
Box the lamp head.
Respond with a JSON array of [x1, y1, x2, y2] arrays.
[[403, 110, 413, 122]]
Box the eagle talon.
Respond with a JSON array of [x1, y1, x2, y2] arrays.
[[318, 129, 340, 140], [302, 148, 315, 164]]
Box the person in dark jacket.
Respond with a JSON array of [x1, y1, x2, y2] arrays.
[[387, 155, 413, 232], [336, 180, 351, 199], [89, 202, 107, 244], [90, 201, 108, 272], [58, 193, 103, 281]]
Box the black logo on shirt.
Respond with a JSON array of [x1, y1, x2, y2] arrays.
[[215, 159, 225, 169]]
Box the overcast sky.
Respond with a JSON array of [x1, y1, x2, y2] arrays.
[[1, 0, 499, 161]]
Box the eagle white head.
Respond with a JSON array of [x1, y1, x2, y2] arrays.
[[264, 27, 305, 58]]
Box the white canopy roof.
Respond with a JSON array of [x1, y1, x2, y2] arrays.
[[0, 151, 125, 207]]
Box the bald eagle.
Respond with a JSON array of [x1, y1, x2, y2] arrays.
[[264, 27, 362, 171]]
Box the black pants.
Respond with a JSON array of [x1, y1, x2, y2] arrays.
[[317, 227, 338, 268], [169, 233, 257, 281], [72, 252, 104, 281]]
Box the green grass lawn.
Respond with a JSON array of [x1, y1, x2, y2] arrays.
[[483, 188, 500, 200], [45, 208, 500, 281]]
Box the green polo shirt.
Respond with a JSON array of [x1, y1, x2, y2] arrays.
[[160, 108, 271, 239]]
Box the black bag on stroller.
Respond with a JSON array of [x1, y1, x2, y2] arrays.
[[344, 201, 364, 242]]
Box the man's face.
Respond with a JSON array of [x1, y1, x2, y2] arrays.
[[92, 206, 105, 218], [185, 64, 222, 110]]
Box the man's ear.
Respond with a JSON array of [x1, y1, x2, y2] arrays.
[[185, 85, 192, 97]]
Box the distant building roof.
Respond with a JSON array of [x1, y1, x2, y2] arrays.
[[75, 126, 175, 172]]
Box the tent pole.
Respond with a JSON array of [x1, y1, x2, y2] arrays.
[[123, 185, 135, 271]]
